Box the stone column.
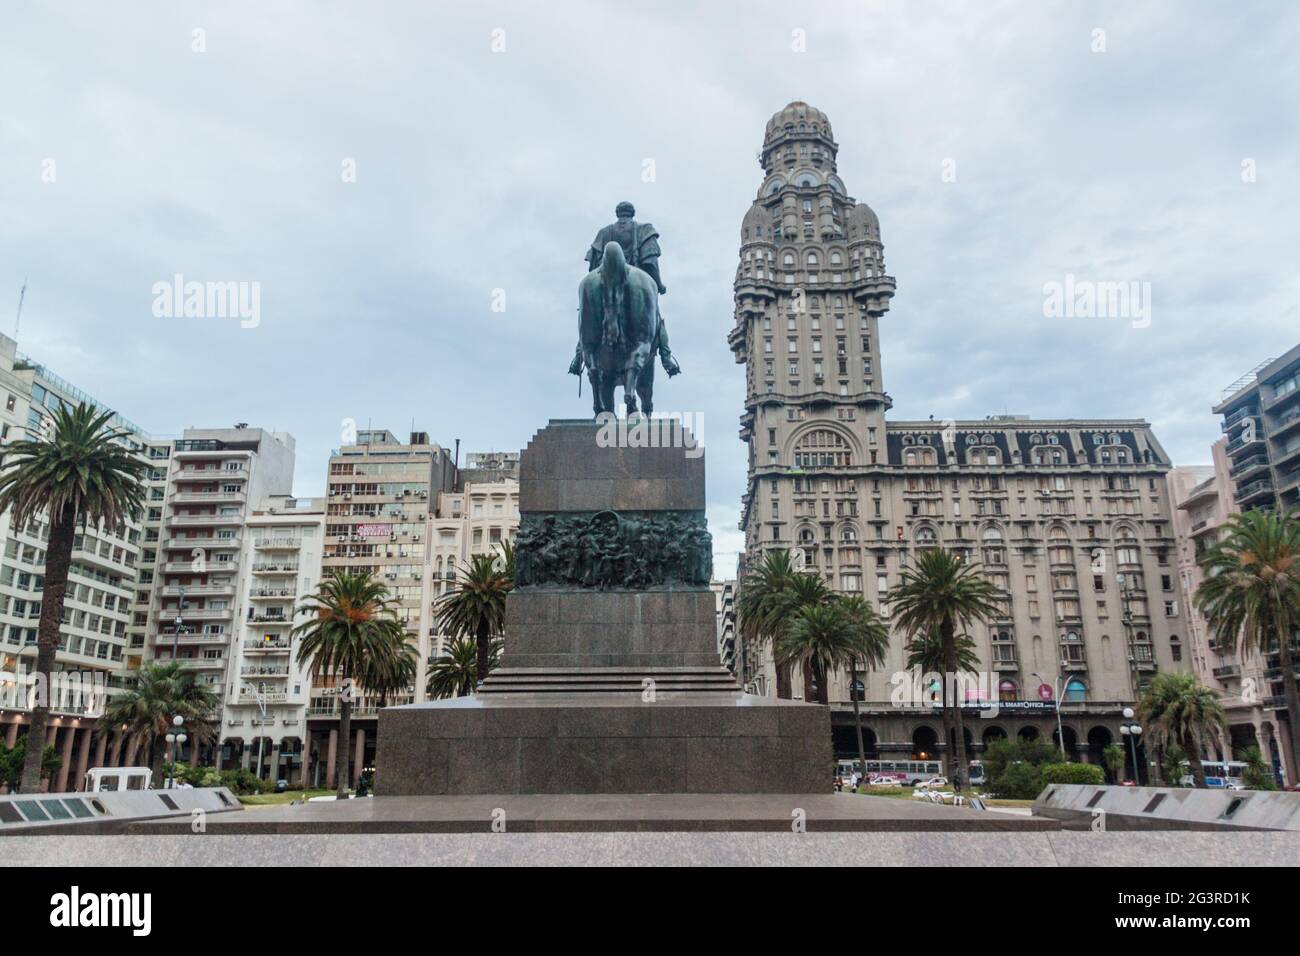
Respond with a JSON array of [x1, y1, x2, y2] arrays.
[[269, 744, 281, 784], [73, 727, 93, 792], [54, 726, 76, 791], [45, 724, 57, 747], [301, 737, 312, 790], [352, 729, 365, 787], [92, 733, 107, 776], [325, 729, 338, 789], [3, 719, 18, 748]]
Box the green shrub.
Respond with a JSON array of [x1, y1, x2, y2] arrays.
[[217, 768, 274, 795], [1040, 762, 1105, 786], [991, 761, 1043, 799]]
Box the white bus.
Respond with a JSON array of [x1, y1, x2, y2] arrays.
[[837, 759, 944, 785], [1180, 760, 1246, 789]]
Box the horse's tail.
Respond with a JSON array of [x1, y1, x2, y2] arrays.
[[599, 241, 627, 349]]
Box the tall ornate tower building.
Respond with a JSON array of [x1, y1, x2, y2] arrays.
[[729, 102, 1192, 775]]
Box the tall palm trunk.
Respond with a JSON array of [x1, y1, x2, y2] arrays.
[[20, 504, 76, 793], [850, 659, 868, 780], [1184, 732, 1206, 787], [775, 659, 793, 699], [812, 659, 829, 705], [150, 737, 166, 789], [940, 614, 968, 789], [336, 669, 352, 800], [475, 618, 491, 685], [1276, 625, 1300, 786]]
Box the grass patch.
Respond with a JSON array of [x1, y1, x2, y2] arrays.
[[239, 789, 333, 807]]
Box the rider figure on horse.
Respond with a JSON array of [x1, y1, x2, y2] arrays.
[[568, 201, 681, 379]]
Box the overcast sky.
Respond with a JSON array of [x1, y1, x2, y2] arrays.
[[3, 1, 1298, 577]]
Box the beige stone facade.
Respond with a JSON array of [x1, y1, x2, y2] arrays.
[[728, 102, 1192, 774]]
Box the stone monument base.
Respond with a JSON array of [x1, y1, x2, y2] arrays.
[[376, 693, 830, 795]]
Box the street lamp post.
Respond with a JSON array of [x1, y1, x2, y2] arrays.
[[1032, 670, 1069, 757], [163, 714, 187, 789], [1119, 706, 1142, 785]]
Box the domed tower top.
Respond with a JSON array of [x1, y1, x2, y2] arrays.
[[763, 100, 834, 145], [760, 100, 837, 173]]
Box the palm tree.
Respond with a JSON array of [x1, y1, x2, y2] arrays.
[[0, 403, 145, 792], [293, 570, 409, 799], [903, 628, 982, 783], [1196, 508, 1300, 782], [840, 596, 889, 778], [426, 636, 503, 699], [887, 548, 1002, 789], [435, 542, 513, 686], [737, 550, 800, 698], [358, 630, 419, 708], [99, 660, 219, 787], [1101, 742, 1126, 784], [1138, 671, 1226, 787]]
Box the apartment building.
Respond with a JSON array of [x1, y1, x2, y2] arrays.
[[728, 103, 1192, 777], [147, 426, 296, 769], [309, 429, 455, 788], [1214, 343, 1300, 514], [427, 475, 520, 664], [0, 336, 158, 790], [219, 495, 325, 785], [711, 579, 737, 675]]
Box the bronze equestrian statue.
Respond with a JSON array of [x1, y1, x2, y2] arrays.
[[569, 202, 680, 416]]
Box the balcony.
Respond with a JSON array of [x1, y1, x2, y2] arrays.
[[174, 607, 234, 621], [253, 537, 303, 550], [161, 537, 241, 552], [991, 660, 1019, 673], [167, 513, 244, 527], [160, 584, 235, 598], [243, 639, 292, 652], [239, 665, 289, 677], [1222, 406, 1260, 431], [1212, 663, 1241, 679], [175, 465, 248, 479], [250, 587, 296, 599], [170, 490, 247, 504], [247, 613, 291, 626], [1225, 431, 1264, 456], [1235, 479, 1274, 506], [251, 563, 299, 574], [158, 630, 227, 644], [1229, 454, 1270, 479]]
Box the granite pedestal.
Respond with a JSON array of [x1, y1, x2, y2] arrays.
[[377, 420, 831, 795]]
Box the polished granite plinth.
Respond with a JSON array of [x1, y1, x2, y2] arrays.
[[375, 692, 831, 796], [124, 792, 1057, 834]]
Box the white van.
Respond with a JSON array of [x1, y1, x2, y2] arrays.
[[83, 767, 153, 793]]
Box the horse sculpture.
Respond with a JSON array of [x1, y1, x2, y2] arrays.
[[578, 241, 660, 416]]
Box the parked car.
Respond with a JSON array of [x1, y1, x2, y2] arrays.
[[275, 778, 288, 793], [914, 776, 949, 790]]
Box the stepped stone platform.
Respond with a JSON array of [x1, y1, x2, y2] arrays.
[[377, 420, 831, 796], [123, 793, 1058, 834]]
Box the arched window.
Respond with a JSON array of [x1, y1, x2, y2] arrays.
[[998, 679, 1018, 703], [830, 251, 843, 266], [793, 429, 852, 468], [916, 527, 937, 546], [806, 251, 819, 267], [1064, 678, 1087, 702], [783, 251, 796, 267]]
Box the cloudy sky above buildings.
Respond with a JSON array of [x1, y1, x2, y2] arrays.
[[2, 1, 1298, 576]]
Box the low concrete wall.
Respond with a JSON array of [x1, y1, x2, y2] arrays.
[[0, 787, 242, 835], [1033, 784, 1300, 831]]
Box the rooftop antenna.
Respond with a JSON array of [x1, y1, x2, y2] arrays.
[[13, 278, 27, 339]]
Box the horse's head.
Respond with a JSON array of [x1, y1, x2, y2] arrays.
[[599, 241, 627, 286]]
